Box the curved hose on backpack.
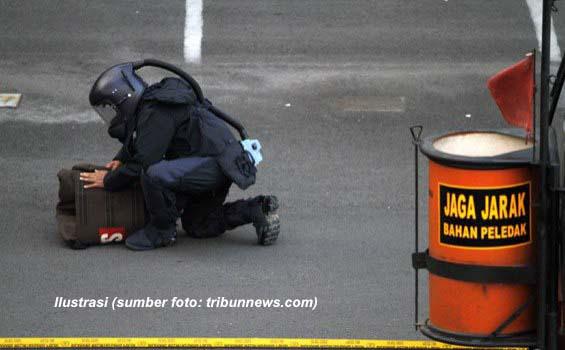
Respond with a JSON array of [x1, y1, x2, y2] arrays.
[[132, 59, 248, 140]]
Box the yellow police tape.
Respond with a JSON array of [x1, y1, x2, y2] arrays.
[[0, 338, 526, 349]]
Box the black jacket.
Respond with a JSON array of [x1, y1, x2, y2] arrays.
[[104, 78, 237, 191]]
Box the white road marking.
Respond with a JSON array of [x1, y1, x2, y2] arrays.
[[184, 0, 203, 64], [525, 0, 561, 62]]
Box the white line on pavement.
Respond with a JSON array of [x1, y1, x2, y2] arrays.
[[525, 0, 561, 62], [184, 0, 203, 64]]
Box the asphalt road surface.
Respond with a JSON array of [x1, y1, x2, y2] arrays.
[[0, 0, 563, 340]]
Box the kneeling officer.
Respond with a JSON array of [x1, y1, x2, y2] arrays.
[[82, 60, 280, 251]]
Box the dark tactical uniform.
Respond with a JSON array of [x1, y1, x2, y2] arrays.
[[103, 78, 279, 249]]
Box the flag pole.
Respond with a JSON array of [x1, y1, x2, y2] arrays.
[[532, 48, 537, 163], [538, 1, 554, 349], [549, 47, 565, 125]]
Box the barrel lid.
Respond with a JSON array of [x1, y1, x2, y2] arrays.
[[419, 129, 536, 169]]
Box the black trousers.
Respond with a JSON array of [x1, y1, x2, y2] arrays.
[[145, 157, 256, 238]]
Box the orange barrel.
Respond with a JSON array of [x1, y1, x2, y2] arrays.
[[420, 130, 537, 339]]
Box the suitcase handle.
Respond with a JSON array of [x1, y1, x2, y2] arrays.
[[72, 163, 110, 172]]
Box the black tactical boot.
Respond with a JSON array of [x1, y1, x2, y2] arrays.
[[125, 224, 176, 251], [250, 195, 280, 245], [183, 195, 280, 244]]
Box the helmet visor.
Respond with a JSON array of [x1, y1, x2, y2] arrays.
[[93, 103, 118, 124]]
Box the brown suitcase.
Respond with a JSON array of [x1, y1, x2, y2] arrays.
[[56, 163, 146, 249]]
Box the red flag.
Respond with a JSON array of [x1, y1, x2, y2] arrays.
[[487, 54, 535, 135]]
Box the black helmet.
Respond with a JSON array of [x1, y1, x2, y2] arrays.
[[90, 59, 249, 142], [89, 63, 146, 139]]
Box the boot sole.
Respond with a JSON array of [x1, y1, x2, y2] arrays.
[[256, 214, 280, 246], [125, 238, 176, 251], [125, 231, 177, 251], [125, 240, 158, 251]]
